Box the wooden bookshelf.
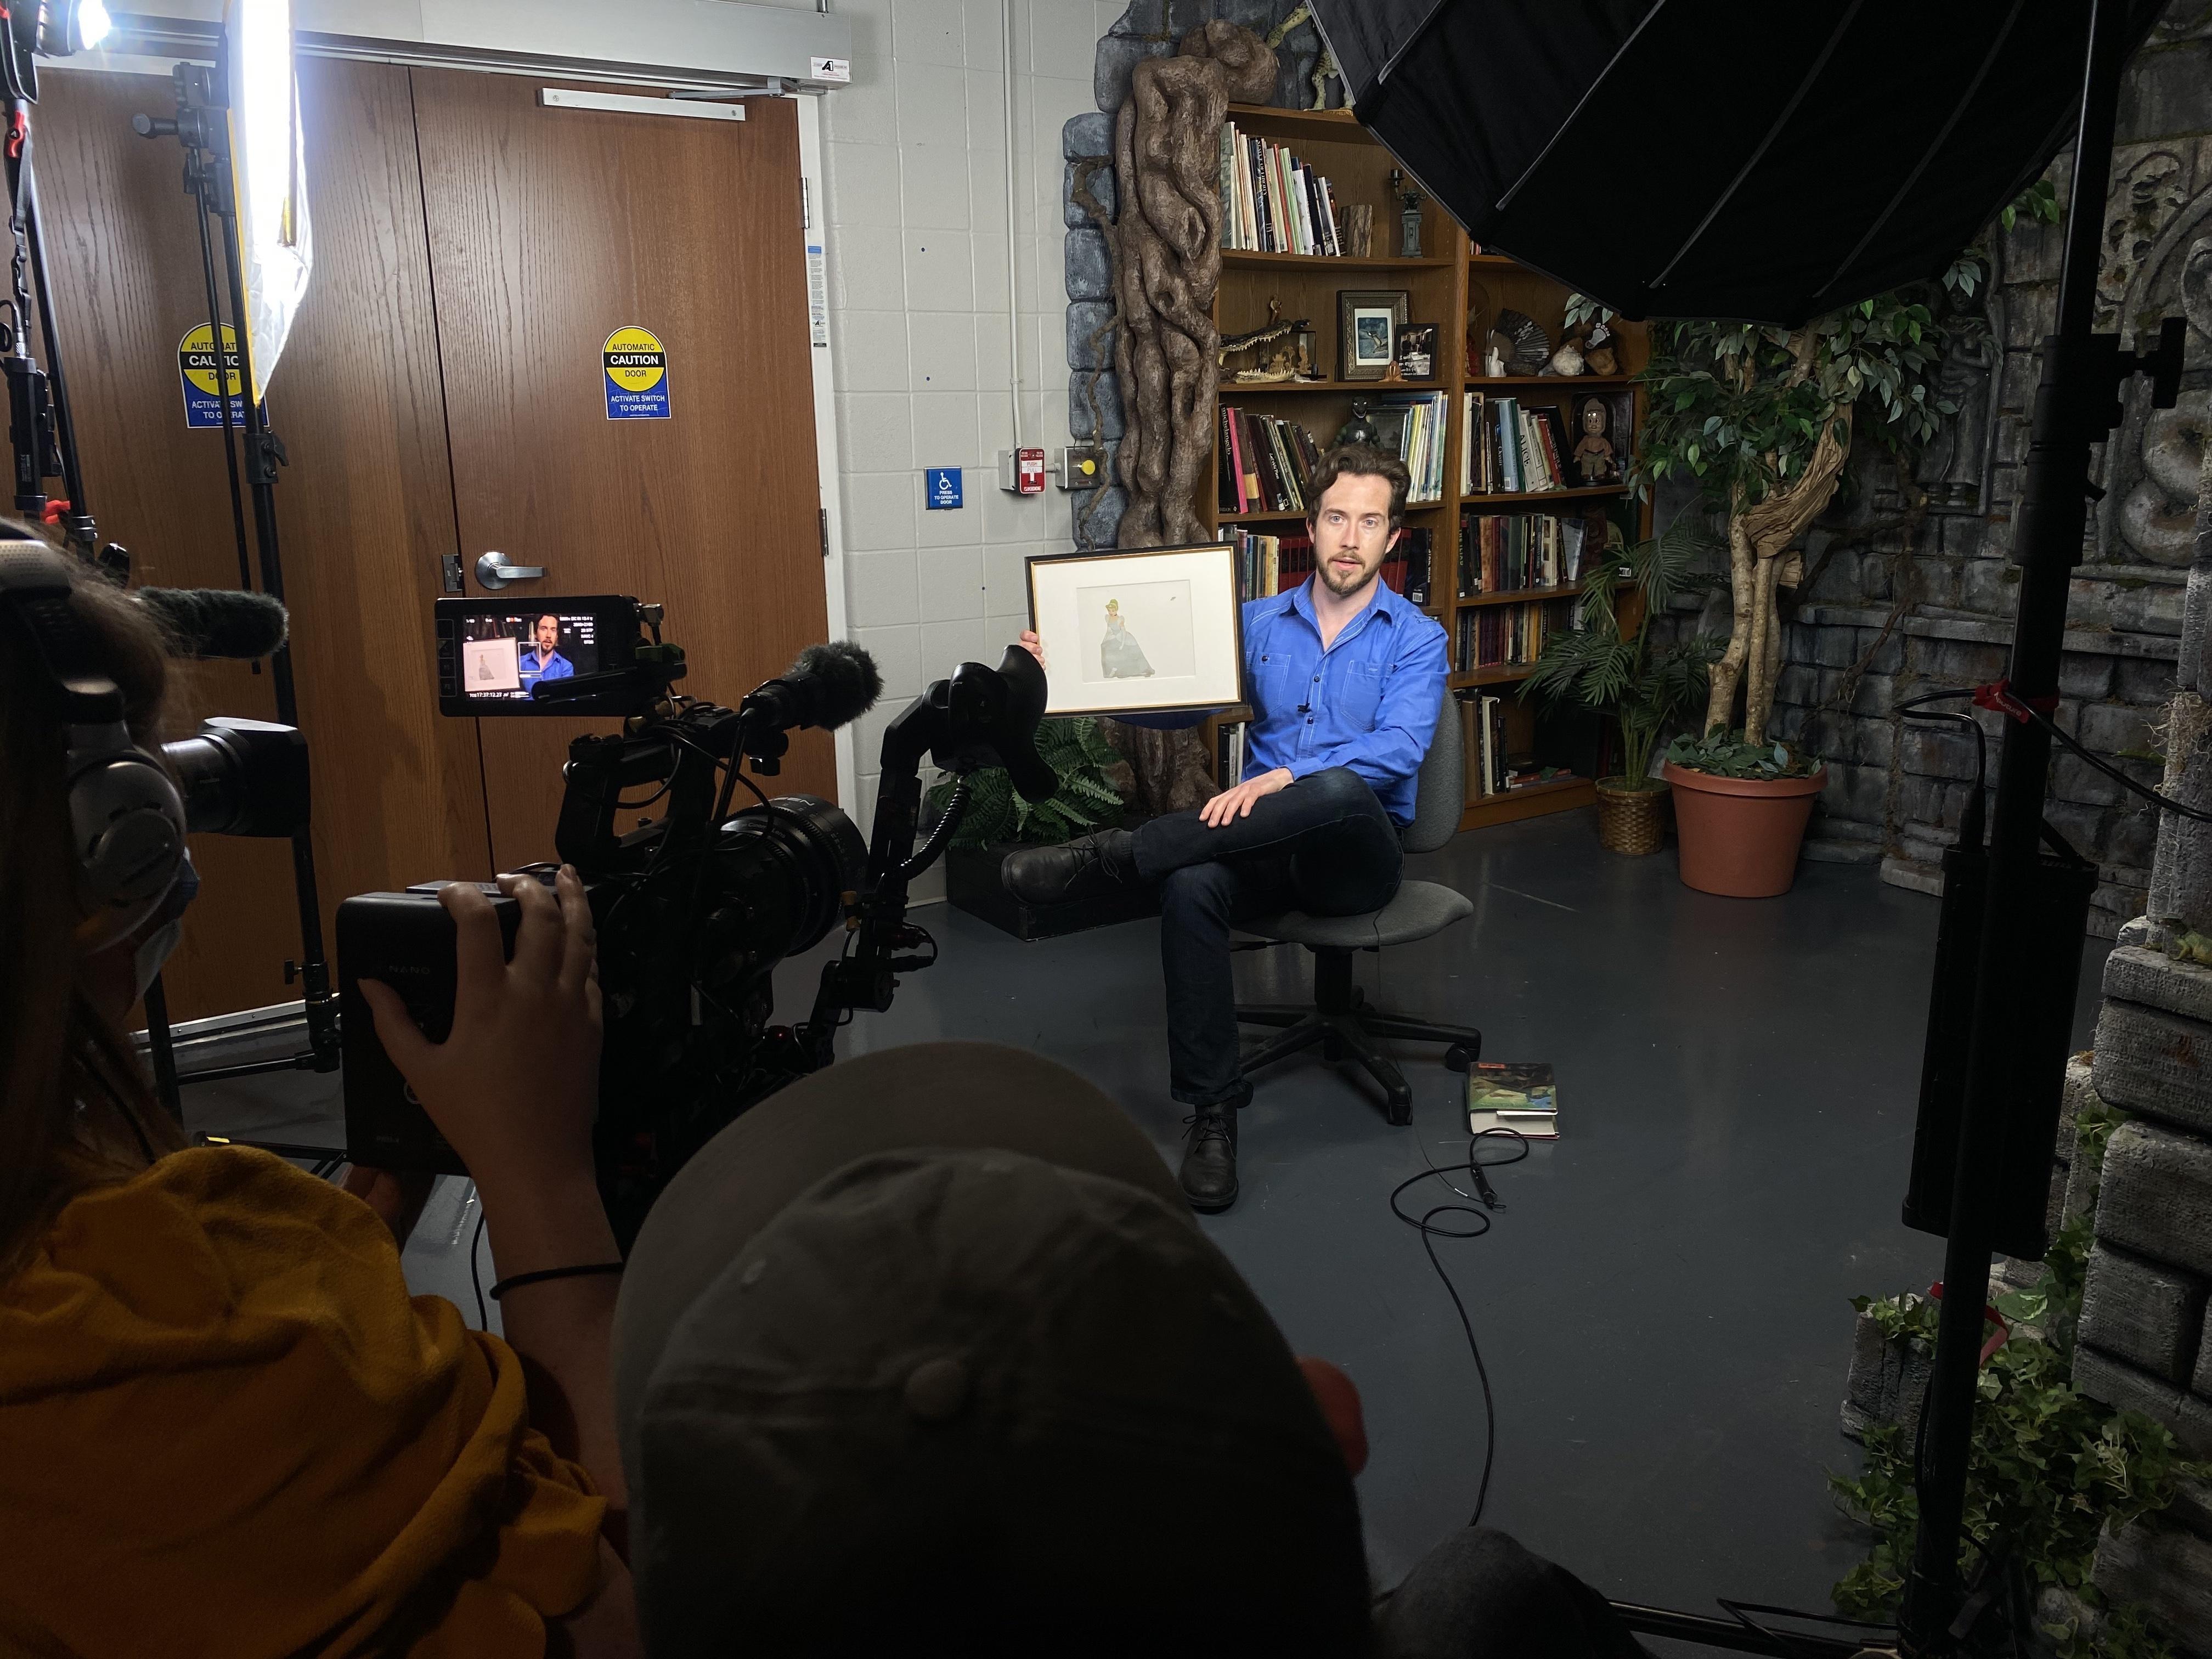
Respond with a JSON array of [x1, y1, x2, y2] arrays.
[[1206, 103, 1652, 831]]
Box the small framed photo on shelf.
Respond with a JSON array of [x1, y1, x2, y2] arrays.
[[1337, 289, 1408, 381], [1026, 543, 1247, 717], [1394, 323, 1439, 380]]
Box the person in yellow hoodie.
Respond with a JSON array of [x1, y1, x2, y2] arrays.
[[0, 543, 638, 1657]]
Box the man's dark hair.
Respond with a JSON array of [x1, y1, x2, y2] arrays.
[[535, 613, 560, 630], [1305, 444, 1412, 531]]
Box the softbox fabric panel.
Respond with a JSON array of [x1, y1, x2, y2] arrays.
[[1311, 0, 2168, 325]]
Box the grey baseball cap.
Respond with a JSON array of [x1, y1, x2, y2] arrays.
[[614, 1041, 1371, 1656]]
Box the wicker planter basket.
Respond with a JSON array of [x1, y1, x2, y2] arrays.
[[1594, 777, 1668, 856]]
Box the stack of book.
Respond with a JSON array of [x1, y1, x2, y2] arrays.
[[1457, 691, 1572, 799], [1220, 407, 1323, 515], [1370, 392, 1448, 505], [1219, 121, 1345, 256], [1453, 597, 1565, 673], [1457, 512, 1587, 595], [1465, 1062, 1559, 1139], [1460, 393, 1574, 495]]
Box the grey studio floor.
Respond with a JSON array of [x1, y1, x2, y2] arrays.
[[179, 810, 2112, 1635]]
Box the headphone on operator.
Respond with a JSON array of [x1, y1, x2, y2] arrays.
[[0, 541, 188, 948]]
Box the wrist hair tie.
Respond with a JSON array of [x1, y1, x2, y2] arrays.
[[489, 1261, 625, 1301]]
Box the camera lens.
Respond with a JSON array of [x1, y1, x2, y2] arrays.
[[162, 717, 310, 838], [708, 794, 867, 962]]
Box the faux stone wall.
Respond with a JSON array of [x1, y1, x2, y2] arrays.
[[1064, 0, 1328, 551], [1762, 6, 2212, 938]]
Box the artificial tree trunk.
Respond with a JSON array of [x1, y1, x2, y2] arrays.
[[1703, 394, 1854, 745]]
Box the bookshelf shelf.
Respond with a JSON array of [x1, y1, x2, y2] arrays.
[[1207, 102, 1650, 833], [1457, 582, 1581, 608], [1222, 249, 1455, 270], [1462, 776, 1596, 828], [1463, 484, 1628, 505]]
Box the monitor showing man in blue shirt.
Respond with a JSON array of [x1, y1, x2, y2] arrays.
[[1005, 445, 1449, 1214], [520, 613, 574, 691]]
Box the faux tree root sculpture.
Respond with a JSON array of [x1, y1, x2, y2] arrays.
[[1110, 22, 1274, 548], [1705, 405, 1852, 744]]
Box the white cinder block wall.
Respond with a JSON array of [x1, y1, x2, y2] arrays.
[[816, 0, 1120, 867]]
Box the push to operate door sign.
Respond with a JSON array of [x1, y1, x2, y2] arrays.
[[179, 323, 246, 428], [604, 326, 672, 420]]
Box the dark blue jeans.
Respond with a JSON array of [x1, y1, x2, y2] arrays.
[[1132, 767, 1403, 1109]]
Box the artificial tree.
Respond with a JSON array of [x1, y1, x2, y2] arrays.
[[1617, 201, 2045, 746]]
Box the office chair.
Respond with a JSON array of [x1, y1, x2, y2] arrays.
[[1233, 701, 1481, 1125]]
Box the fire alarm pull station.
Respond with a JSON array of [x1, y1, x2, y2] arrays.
[[998, 448, 1047, 495]]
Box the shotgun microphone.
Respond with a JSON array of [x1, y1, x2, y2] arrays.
[[137, 588, 289, 659]]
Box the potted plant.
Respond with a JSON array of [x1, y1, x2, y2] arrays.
[[1523, 517, 1722, 855], [924, 718, 1152, 940], [1661, 730, 1825, 896]]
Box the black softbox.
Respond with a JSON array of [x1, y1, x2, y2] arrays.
[[1311, 0, 2168, 326]]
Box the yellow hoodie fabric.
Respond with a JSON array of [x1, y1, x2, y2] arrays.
[[0, 1146, 605, 1656]]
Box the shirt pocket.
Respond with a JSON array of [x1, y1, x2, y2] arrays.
[[1335, 659, 1386, 729], [1251, 650, 1296, 719]]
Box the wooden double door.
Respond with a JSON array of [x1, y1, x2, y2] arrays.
[[41, 60, 832, 1021]]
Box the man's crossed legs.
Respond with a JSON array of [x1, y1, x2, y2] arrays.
[[1003, 768, 1403, 1211]]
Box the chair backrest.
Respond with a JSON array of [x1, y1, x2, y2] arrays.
[[1403, 693, 1463, 855]]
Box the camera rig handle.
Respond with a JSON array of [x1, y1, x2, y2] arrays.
[[797, 644, 1052, 1062]]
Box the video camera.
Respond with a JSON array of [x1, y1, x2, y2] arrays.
[[342, 595, 1056, 1239]]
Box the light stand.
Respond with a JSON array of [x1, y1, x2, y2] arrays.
[[128, 53, 340, 1103]]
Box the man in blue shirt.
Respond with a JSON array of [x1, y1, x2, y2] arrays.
[[519, 613, 573, 691], [1006, 447, 1449, 1212]]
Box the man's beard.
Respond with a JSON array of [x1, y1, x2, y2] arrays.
[[1319, 555, 1380, 598]]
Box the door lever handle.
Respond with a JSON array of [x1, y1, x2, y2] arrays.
[[475, 552, 547, 590]]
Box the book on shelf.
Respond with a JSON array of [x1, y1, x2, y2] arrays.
[[1453, 596, 1568, 673], [1379, 526, 1431, 604], [1227, 527, 1316, 602], [1219, 406, 1323, 516], [1461, 391, 1494, 495], [1456, 512, 1592, 596], [1215, 717, 1247, 788], [1220, 121, 1344, 256], [1370, 391, 1448, 504], [1466, 397, 1593, 497]]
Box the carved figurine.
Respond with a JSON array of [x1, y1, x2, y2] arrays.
[[1572, 397, 1618, 486]]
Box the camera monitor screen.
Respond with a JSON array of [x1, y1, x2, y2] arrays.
[[436, 596, 637, 715]]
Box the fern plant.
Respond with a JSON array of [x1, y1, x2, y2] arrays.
[[922, 717, 1127, 850], [1521, 517, 1724, 789]]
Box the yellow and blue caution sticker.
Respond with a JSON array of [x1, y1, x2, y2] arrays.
[[604, 326, 671, 420], [179, 324, 246, 428]]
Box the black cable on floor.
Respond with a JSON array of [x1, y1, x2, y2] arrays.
[[1391, 1121, 1528, 1526]]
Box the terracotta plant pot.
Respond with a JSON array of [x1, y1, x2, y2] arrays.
[[1593, 777, 1668, 856], [1662, 761, 1827, 898]]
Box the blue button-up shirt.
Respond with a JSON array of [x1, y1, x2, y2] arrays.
[[1242, 577, 1448, 824], [520, 647, 573, 689]]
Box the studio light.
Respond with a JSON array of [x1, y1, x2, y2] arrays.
[[33, 1, 112, 56], [224, 0, 311, 401]]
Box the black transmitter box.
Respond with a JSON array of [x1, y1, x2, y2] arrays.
[[340, 883, 521, 1176]]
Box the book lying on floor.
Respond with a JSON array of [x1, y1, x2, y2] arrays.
[[1466, 1062, 1558, 1138]]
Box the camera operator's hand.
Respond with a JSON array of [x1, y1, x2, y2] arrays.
[[1200, 766, 1293, 827], [358, 868, 603, 1208], [1018, 629, 1047, 669]]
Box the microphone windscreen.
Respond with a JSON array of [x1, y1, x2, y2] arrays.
[[138, 588, 289, 660], [788, 640, 882, 730]]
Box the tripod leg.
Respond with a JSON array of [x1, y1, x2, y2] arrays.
[[142, 973, 184, 1123]]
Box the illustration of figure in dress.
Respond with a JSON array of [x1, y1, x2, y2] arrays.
[[1099, 599, 1154, 679]]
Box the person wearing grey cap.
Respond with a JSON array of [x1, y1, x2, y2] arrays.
[[614, 1040, 1651, 1658]]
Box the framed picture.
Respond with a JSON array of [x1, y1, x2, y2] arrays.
[[1337, 288, 1408, 381], [1394, 322, 1438, 380], [1026, 543, 1246, 717]]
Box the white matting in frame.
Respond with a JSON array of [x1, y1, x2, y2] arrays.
[[1027, 543, 1246, 717]]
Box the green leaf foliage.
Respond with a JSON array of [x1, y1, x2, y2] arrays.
[[1830, 1099, 2209, 1656], [921, 716, 1128, 850], [1663, 728, 1820, 779], [1521, 516, 1724, 784]]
